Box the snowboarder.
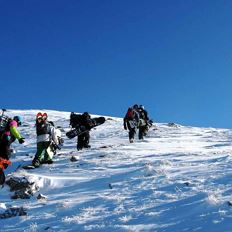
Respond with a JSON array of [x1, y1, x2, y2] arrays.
[[123, 105, 140, 143], [32, 112, 62, 167], [137, 105, 150, 140], [67, 112, 106, 150], [75, 112, 92, 150], [0, 115, 25, 184]]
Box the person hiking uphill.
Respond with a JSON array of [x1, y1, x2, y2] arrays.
[[32, 112, 61, 167], [0, 115, 25, 161], [0, 115, 24, 184], [123, 105, 140, 143], [67, 112, 106, 149], [76, 112, 92, 150], [137, 105, 150, 140]]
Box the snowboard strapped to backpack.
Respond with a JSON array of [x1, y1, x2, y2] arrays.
[[66, 116, 106, 139], [0, 109, 11, 137]]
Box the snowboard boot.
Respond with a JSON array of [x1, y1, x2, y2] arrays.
[[83, 144, 91, 149], [32, 158, 41, 168], [42, 160, 53, 165]]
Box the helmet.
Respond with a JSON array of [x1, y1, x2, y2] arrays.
[[139, 105, 145, 110], [133, 104, 138, 110], [13, 116, 24, 125]]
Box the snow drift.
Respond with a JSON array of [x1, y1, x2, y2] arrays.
[[1, 109, 232, 232]]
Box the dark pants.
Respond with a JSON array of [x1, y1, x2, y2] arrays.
[[126, 120, 137, 141], [77, 131, 90, 150], [138, 125, 148, 140], [0, 135, 13, 170], [129, 128, 136, 140], [0, 139, 11, 160]]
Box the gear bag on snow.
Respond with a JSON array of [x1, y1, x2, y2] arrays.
[[66, 117, 106, 139]]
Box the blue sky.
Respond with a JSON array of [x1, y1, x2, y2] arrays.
[[1, 0, 232, 128]]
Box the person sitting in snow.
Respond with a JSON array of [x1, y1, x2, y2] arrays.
[[123, 105, 140, 143], [32, 112, 63, 167], [0, 115, 25, 184]]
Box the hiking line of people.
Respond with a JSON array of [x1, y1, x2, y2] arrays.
[[0, 105, 152, 184], [124, 104, 153, 143]]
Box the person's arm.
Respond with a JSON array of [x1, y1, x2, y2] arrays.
[[144, 110, 149, 120], [9, 121, 23, 140]]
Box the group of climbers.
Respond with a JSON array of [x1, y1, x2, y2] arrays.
[[124, 104, 152, 143], [0, 111, 65, 183], [0, 106, 152, 184]]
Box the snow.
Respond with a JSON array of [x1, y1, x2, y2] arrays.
[[1, 109, 232, 231]]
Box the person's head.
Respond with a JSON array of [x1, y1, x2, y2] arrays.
[[83, 112, 91, 119], [133, 104, 139, 110], [13, 116, 23, 126], [36, 112, 48, 123], [139, 105, 145, 110]]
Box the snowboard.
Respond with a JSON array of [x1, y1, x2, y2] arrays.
[[66, 117, 106, 139], [22, 165, 36, 170]]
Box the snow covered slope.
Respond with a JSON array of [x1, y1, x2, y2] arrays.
[[1, 109, 232, 232]]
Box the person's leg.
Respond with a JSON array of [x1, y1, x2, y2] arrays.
[[83, 132, 90, 148], [77, 134, 85, 150], [0, 140, 11, 169], [32, 142, 51, 166], [43, 142, 54, 163], [129, 129, 136, 143]]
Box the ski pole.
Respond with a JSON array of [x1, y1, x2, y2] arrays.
[[1, 109, 6, 117]]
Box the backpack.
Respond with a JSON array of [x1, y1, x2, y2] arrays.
[[70, 112, 83, 128], [0, 115, 10, 134], [126, 108, 134, 119], [36, 120, 52, 136]]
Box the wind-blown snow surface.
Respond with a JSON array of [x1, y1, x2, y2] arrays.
[[1, 109, 232, 232]]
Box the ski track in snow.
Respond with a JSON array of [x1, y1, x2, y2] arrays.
[[1, 109, 232, 232]]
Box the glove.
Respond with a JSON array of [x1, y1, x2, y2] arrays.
[[56, 144, 61, 150], [52, 142, 61, 150], [18, 138, 25, 144]]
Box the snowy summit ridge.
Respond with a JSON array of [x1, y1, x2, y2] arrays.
[[1, 109, 232, 232]]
